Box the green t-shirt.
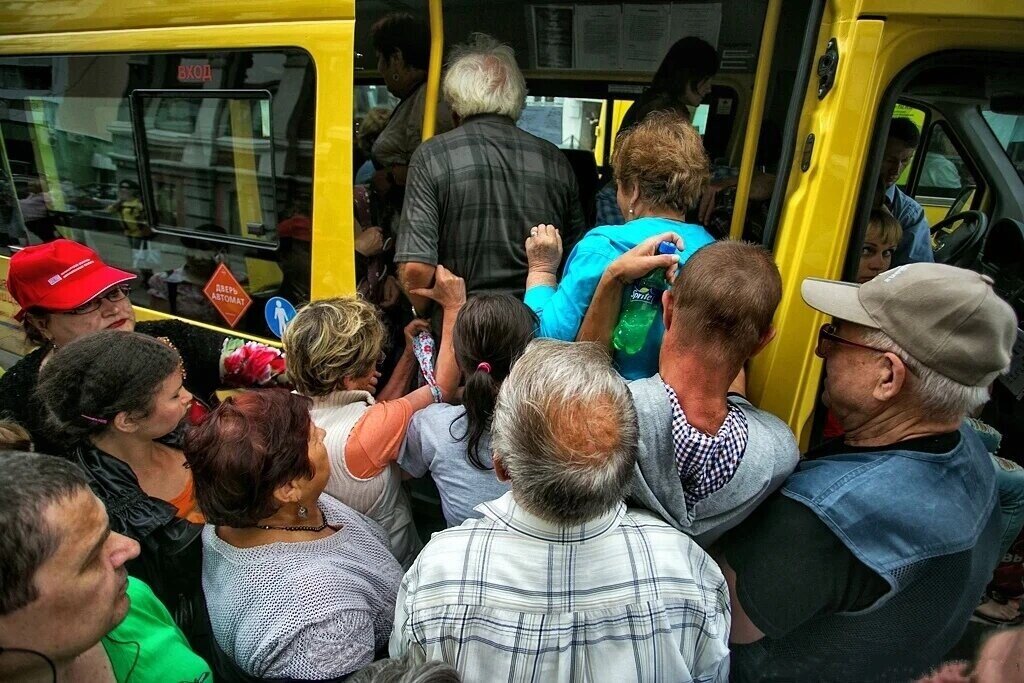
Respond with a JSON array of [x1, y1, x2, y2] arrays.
[[101, 577, 213, 683]]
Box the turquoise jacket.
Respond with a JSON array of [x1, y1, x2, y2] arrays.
[[524, 216, 715, 379]]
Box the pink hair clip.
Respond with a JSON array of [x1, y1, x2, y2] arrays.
[[476, 362, 492, 374], [80, 414, 109, 425]]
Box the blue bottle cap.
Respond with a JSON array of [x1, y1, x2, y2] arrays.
[[658, 241, 678, 255]]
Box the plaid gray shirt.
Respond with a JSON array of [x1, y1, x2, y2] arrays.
[[396, 114, 584, 298], [664, 383, 749, 503], [390, 491, 731, 682]]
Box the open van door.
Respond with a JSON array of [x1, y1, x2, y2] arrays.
[[748, 1, 1024, 449]]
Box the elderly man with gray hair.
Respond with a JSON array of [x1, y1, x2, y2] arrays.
[[396, 34, 584, 321], [719, 263, 1018, 682], [390, 339, 730, 682]]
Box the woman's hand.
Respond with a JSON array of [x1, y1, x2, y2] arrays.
[[409, 265, 466, 311], [403, 318, 431, 349], [699, 177, 738, 224], [526, 224, 563, 274], [355, 226, 386, 257], [380, 276, 402, 309], [607, 232, 685, 285]]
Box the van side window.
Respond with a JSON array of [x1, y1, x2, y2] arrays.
[[0, 50, 316, 337]]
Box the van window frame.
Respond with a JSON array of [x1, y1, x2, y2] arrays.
[[129, 87, 280, 251], [910, 117, 984, 211], [848, 50, 1022, 281]]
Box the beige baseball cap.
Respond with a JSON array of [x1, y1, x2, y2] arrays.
[[801, 263, 1018, 388]]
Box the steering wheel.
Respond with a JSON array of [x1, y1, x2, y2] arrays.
[[946, 185, 976, 218], [930, 210, 988, 265]]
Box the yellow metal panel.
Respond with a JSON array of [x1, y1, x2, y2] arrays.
[[749, 11, 1024, 447], [0, 18, 357, 325], [421, 0, 444, 142], [730, 0, 782, 239], [858, 0, 1024, 21], [0, 0, 354, 36]]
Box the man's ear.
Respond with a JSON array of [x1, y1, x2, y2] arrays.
[[662, 290, 675, 333], [873, 352, 907, 403], [493, 453, 511, 483], [390, 48, 405, 71], [751, 326, 777, 357]]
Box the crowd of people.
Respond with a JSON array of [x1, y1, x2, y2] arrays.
[[1, 18, 1022, 683]]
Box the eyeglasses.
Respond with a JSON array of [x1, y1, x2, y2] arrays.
[[57, 285, 131, 316], [815, 323, 892, 359]]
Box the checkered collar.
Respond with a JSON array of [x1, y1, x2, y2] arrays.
[[662, 382, 749, 495], [478, 491, 627, 543]]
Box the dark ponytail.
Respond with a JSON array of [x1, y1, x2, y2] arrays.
[[449, 294, 537, 470]]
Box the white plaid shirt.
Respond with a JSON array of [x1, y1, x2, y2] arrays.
[[664, 383, 749, 504], [390, 492, 731, 682]]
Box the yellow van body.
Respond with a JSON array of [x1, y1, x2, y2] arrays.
[[1, 0, 1022, 451], [0, 1, 359, 351], [752, 1, 1024, 447]]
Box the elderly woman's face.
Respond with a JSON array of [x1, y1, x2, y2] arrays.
[[38, 285, 136, 348]]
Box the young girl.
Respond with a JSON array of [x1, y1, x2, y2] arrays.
[[282, 265, 464, 567], [399, 294, 537, 527], [857, 208, 903, 283], [35, 330, 203, 637]]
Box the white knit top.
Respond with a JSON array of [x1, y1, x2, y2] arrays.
[[202, 494, 403, 680], [309, 390, 422, 568]]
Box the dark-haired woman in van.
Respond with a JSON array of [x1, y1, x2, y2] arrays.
[[398, 294, 536, 527]]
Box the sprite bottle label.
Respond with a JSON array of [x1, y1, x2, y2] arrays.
[[629, 286, 657, 305]]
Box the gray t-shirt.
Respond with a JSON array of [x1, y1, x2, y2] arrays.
[[201, 494, 403, 679], [398, 403, 511, 527]]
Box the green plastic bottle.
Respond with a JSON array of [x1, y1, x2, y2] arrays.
[[611, 241, 678, 355]]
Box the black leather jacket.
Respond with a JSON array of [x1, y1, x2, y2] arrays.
[[73, 443, 204, 637]]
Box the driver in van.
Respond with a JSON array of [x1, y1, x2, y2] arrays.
[[880, 117, 935, 266]]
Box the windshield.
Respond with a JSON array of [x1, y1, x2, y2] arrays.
[[981, 108, 1024, 183]]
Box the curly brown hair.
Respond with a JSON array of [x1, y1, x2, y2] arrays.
[[282, 296, 387, 397], [611, 111, 710, 214]]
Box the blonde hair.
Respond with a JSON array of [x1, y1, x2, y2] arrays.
[[357, 107, 392, 154], [282, 297, 387, 397], [611, 111, 710, 213], [868, 208, 903, 246]]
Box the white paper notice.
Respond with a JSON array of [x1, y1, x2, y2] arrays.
[[574, 4, 621, 71], [530, 5, 575, 69], [670, 3, 723, 50], [622, 4, 671, 72]]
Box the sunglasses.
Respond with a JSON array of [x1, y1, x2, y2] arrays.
[[815, 323, 891, 359], [56, 285, 131, 316]]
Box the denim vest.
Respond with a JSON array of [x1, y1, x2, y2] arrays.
[[733, 426, 1002, 682]]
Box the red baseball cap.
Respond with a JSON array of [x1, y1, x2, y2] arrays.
[[7, 240, 136, 320]]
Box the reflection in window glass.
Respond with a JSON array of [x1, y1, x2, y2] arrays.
[[982, 109, 1024, 183], [917, 125, 973, 199], [135, 92, 278, 246], [518, 96, 604, 151], [0, 50, 316, 337]]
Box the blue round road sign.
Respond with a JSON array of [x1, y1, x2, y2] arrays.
[[264, 296, 297, 339]]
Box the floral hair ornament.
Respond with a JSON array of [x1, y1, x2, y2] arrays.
[[476, 362, 492, 374], [81, 414, 109, 425]]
